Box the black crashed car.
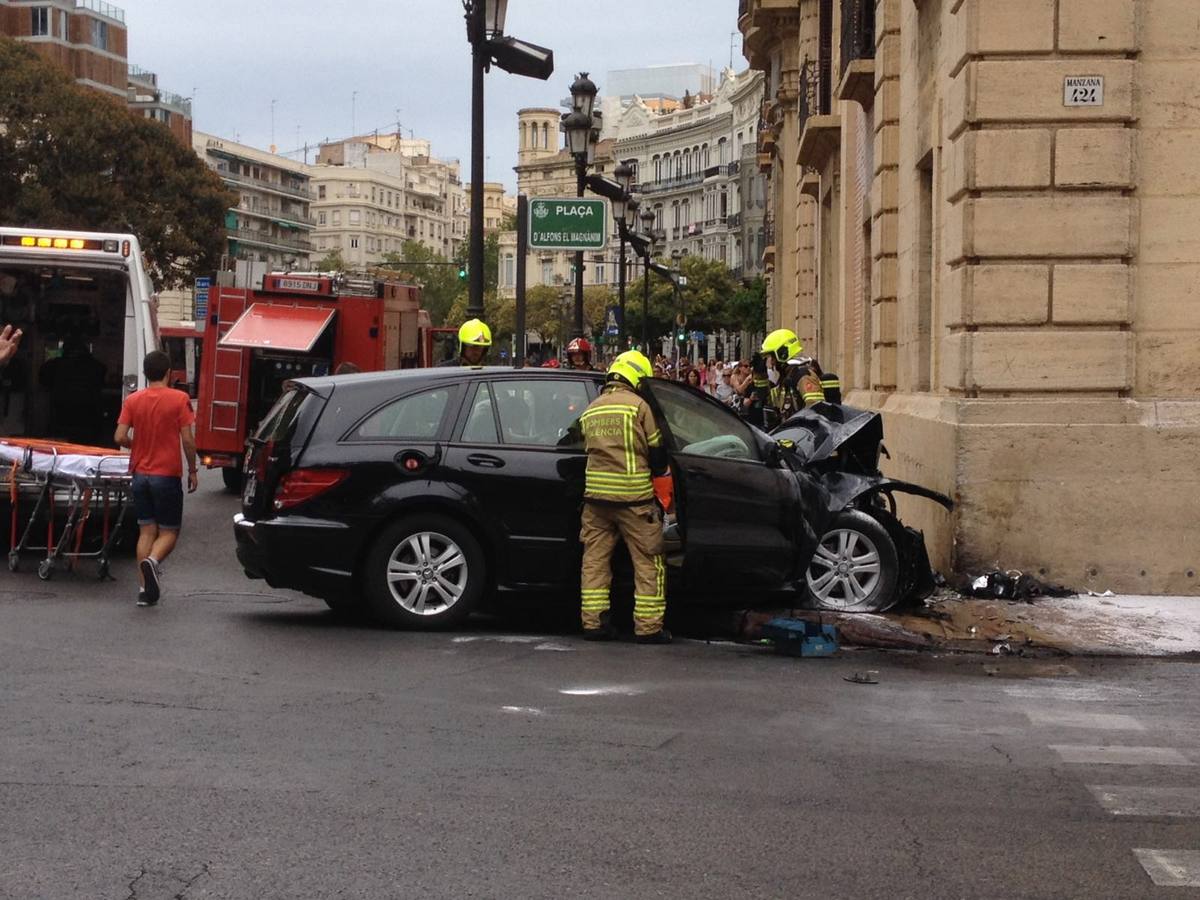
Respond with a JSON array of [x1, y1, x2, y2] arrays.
[[233, 367, 940, 628], [234, 367, 945, 628]]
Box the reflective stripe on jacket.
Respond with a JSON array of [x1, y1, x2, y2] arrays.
[[580, 382, 664, 503]]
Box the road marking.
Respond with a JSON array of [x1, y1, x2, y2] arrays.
[[1051, 745, 1193, 766], [1090, 785, 1200, 817], [560, 685, 644, 697], [452, 635, 542, 644], [1026, 710, 1144, 731], [1133, 849, 1200, 887], [1003, 683, 1141, 702], [534, 642, 574, 652], [500, 706, 545, 716]]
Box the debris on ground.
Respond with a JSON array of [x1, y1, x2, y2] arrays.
[[759, 618, 839, 657], [844, 670, 879, 684], [960, 571, 1075, 602]]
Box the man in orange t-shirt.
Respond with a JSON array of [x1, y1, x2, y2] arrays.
[[114, 350, 198, 607]]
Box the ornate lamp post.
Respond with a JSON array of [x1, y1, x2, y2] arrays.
[[563, 72, 598, 339], [639, 206, 657, 350]]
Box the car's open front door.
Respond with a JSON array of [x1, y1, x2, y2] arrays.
[[643, 380, 802, 590]]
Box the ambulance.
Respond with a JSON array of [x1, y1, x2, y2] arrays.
[[0, 227, 158, 445]]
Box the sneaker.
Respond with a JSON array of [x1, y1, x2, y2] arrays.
[[139, 558, 161, 605], [136, 590, 156, 608], [635, 628, 673, 645]]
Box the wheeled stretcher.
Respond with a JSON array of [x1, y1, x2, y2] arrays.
[[0, 439, 132, 581]]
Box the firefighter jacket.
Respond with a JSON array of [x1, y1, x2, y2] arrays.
[[820, 373, 842, 404], [579, 381, 668, 505]]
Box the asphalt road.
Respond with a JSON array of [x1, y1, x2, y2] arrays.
[[1, 472, 1198, 899]]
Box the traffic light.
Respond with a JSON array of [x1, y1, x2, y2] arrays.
[[676, 329, 687, 344], [457, 263, 468, 281]]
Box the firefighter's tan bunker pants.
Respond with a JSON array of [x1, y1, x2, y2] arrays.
[[580, 501, 666, 636]]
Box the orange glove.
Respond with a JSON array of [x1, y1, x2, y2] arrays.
[[653, 474, 674, 512]]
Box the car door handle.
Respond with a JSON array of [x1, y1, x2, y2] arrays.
[[467, 454, 505, 469]]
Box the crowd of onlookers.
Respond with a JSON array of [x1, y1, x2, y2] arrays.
[[650, 354, 780, 410]]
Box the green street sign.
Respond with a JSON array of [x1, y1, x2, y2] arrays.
[[529, 198, 607, 251]]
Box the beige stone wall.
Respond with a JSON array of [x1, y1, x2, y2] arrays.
[[745, 0, 1200, 594]]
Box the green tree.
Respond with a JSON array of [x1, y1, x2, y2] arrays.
[[0, 37, 235, 288], [382, 241, 464, 326], [315, 249, 346, 272]]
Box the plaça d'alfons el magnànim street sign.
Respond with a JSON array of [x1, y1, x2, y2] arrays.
[[528, 198, 607, 251]]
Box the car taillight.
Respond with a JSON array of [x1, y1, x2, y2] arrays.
[[255, 439, 274, 480], [273, 468, 349, 510]]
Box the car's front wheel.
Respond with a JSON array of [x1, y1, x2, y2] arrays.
[[805, 509, 900, 613], [363, 515, 484, 629]]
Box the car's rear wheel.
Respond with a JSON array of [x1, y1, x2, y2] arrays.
[[363, 515, 483, 629], [805, 509, 900, 613]]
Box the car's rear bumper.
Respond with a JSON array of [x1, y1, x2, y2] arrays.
[[233, 512, 358, 599]]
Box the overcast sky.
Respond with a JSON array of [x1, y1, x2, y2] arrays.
[[120, 0, 743, 191]]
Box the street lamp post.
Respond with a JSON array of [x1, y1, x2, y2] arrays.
[[671, 248, 683, 371], [613, 161, 633, 349], [464, 1, 553, 320], [639, 207, 656, 350], [564, 73, 597, 340]]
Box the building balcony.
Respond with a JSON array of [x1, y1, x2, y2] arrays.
[[728, 212, 742, 229], [703, 163, 740, 182], [640, 172, 705, 195], [227, 227, 313, 254], [838, 0, 876, 107], [757, 151, 772, 174], [78, 0, 126, 23], [216, 168, 312, 202]]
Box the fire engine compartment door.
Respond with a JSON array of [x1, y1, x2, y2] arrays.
[[218, 303, 336, 352]]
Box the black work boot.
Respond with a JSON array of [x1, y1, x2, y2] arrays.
[[635, 628, 673, 645], [583, 611, 617, 642]]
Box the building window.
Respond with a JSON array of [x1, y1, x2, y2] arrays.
[[59, 10, 68, 40], [594, 257, 606, 284], [318, 185, 326, 200], [503, 254, 515, 287], [541, 260, 553, 284], [30, 7, 49, 36], [332, 212, 341, 226], [318, 212, 326, 225], [91, 19, 108, 49], [351, 237, 360, 250], [349, 210, 361, 225]]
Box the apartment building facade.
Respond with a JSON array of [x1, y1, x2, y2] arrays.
[[127, 64, 191, 146], [309, 135, 469, 269], [740, 0, 1200, 593], [193, 131, 314, 271], [467, 182, 517, 235], [0, 0, 127, 97]]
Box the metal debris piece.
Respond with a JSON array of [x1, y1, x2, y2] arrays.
[[845, 670, 879, 684]]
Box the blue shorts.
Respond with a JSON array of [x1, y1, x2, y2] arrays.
[[131, 474, 184, 531]]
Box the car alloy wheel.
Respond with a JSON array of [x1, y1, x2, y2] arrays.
[[805, 508, 900, 613], [364, 514, 485, 630], [386, 531, 469, 616]]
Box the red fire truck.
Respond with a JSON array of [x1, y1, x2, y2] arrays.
[[195, 272, 456, 491]]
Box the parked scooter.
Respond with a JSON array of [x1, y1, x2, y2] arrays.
[[772, 403, 954, 613]]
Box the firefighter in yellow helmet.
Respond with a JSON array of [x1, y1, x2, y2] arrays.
[[760, 328, 840, 412], [577, 350, 674, 644], [440, 319, 492, 367]]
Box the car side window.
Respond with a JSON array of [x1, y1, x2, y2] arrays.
[[352, 387, 452, 440], [650, 381, 760, 461], [493, 379, 589, 447], [460, 382, 499, 443]]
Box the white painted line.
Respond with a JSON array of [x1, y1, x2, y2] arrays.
[[1026, 710, 1144, 731], [1090, 785, 1200, 817], [534, 642, 574, 652], [452, 635, 541, 644], [1051, 745, 1193, 766], [1133, 849, 1200, 887], [1003, 683, 1141, 702], [559, 685, 644, 697], [500, 706, 545, 716]]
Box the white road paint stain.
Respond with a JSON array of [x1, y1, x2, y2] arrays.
[[1050, 745, 1193, 766], [452, 636, 541, 644], [559, 686, 645, 697], [1025, 710, 1145, 731], [1090, 785, 1200, 818], [501, 706, 545, 716], [534, 642, 574, 652], [1133, 849, 1200, 887], [1003, 682, 1143, 702]]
